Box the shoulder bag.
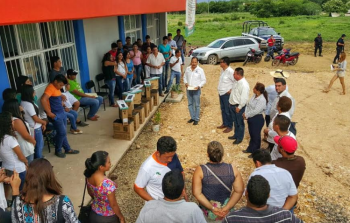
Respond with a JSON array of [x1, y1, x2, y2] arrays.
[[78, 179, 91, 223], [203, 164, 232, 193]]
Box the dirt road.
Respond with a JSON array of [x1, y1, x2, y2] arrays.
[[113, 52, 350, 223]]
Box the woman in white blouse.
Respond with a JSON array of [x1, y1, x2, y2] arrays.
[[243, 83, 268, 158], [324, 52, 347, 95]]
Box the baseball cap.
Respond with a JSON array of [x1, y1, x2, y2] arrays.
[[270, 69, 290, 78], [67, 69, 78, 75], [274, 136, 298, 153], [342, 34, 346, 37]]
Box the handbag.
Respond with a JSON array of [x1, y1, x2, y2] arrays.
[[78, 179, 91, 223]]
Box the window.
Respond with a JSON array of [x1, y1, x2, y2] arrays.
[[146, 13, 160, 45], [244, 39, 255, 45], [0, 21, 78, 89], [124, 15, 142, 43], [222, 40, 234, 48], [233, 39, 245, 47]]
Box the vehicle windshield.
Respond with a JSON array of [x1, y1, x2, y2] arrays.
[[259, 29, 278, 36], [207, 40, 225, 48]]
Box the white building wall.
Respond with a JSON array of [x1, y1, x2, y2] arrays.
[[83, 16, 119, 85]]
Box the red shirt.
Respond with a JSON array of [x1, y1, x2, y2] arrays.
[[109, 50, 117, 61], [268, 38, 275, 47]]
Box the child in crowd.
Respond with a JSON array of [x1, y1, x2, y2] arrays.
[[20, 85, 46, 159], [0, 112, 28, 191], [63, 83, 83, 134]]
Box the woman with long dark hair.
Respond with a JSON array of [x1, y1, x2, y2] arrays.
[[0, 112, 27, 190], [20, 85, 46, 159], [84, 151, 125, 223], [102, 52, 117, 107], [123, 50, 134, 90], [2, 99, 35, 164], [14, 75, 38, 104], [324, 52, 347, 95], [115, 51, 128, 97], [242, 82, 268, 158], [11, 158, 79, 222]]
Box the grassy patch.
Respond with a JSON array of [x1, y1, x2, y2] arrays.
[[168, 13, 350, 46]]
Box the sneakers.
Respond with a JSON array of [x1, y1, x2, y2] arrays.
[[187, 119, 194, 123], [70, 129, 83, 134], [164, 90, 169, 94], [55, 152, 66, 158], [193, 121, 199, 125]]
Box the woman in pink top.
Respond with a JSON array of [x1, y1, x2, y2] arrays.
[[130, 43, 143, 84], [85, 151, 125, 223]]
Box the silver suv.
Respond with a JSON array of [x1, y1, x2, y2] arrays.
[[191, 37, 260, 65]]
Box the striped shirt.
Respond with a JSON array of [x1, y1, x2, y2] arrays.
[[245, 94, 267, 118], [223, 205, 303, 223]]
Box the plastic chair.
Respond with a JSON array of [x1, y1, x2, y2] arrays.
[[85, 80, 108, 111], [96, 73, 109, 93]]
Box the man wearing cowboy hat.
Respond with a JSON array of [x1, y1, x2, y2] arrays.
[[314, 33, 323, 57], [269, 76, 295, 122], [264, 69, 289, 126]]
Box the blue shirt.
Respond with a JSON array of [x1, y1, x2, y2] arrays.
[[158, 44, 171, 60], [126, 60, 134, 78], [167, 153, 183, 172]]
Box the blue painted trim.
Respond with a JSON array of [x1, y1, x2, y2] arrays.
[[118, 16, 126, 44], [73, 20, 90, 92], [0, 41, 11, 111], [141, 14, 147, 42]]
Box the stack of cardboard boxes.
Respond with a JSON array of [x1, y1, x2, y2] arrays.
[[112, 80, 160, 140]]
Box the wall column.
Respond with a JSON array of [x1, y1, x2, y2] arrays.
[[141, 14, 147, 42], [0, 41, 11, 111], [118, 16, 126, 44]]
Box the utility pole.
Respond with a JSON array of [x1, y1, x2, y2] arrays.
[[207, 0, 210, 14]]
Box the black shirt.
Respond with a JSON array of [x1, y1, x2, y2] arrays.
[[103, 65, 115, 81], [314, 37, 322, 46], [141, 42, 156, 54], [336, 38, 344, 49]]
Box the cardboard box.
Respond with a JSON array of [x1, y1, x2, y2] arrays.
[[122, 89, 142, 104], [144, 80, 152, 99], [117, 100, 129, 125], [141, 99, 150, 117], [147, 77, 159, 90], [134, 104, 145, 124], [151, 89, 159, 106], [125, 94, 135, 118], [131, 111, 140, 131], [149, 97, 154, 111], [113, 119, 134, 140]]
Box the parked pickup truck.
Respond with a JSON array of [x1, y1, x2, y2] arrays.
[[241, 20, 284, 51]]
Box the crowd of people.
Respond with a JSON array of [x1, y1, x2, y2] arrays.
[[0, 27, 311, 223]]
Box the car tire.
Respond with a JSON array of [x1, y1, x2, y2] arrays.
[[207, 55, 218, 65]]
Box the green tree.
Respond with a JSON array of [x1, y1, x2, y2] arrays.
[[303, 2, 322, 15], [322, 0, 348, 13]]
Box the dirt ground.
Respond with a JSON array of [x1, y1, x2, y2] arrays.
[[113, 45, 350, 223]]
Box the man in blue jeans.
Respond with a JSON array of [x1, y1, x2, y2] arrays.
[[174, 29, 185, 65], [228, 67, 250, 144], [165, 49, 183, 94], [67, 69, 103, 121], [41, 74, 79, 158], [159, 36, 172, 91], [183, 57, 206, 125]]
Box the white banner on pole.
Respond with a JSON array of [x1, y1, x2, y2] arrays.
[[185, 0, 196, 37]]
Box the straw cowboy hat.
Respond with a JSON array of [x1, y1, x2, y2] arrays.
[[270, 69, 290, 78]]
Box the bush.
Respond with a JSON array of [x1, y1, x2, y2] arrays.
[[303, 2, 322, 15], [178, 21, 183, 26], [279, 20, 285, 25], [323, 0, 348, 13]]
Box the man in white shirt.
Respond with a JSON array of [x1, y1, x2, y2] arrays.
[[146, 46, 165, 96], [165, 49, 183, 93], [217, 58, 235, 133], [265, 69, 289, 126], [136, 170, 206, 223], [228, 67, 250, 144], [250, 149, 298, 210], [270, 115, 296, 161], [183, 57, 206, 125], [134, 136, 188, 201]]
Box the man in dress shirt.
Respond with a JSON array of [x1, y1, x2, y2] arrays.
[[183, 57, 206, 125], [249, 149, 298, 210], [146, 46, 165, 96], [228, 67, 250, 144], [217, 58, 235, 133], [168, 33, 178, 56], [265, 70, 289, 126]]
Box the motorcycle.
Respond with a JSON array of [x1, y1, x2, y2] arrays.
[[272, 48, 300, 66], [243, 48, 264, 66], [264, 46, 276, 62]]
